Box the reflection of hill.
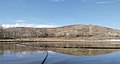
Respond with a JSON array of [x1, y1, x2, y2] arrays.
[[0, 44, 119, 56], [24, 42, 120, 49], [48, 48, 119, 56]]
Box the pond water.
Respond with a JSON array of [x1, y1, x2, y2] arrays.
[[0, 44, 120, 64]]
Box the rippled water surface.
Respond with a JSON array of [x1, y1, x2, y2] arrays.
[[0, 43, 120, 64]]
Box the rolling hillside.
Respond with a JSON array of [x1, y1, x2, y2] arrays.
[[0, 24, 120, 39]]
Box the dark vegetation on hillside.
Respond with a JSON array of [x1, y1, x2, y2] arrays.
[[0, 24, 120, 39]]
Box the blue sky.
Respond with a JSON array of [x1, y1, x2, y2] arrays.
[[0, 0, 120, 29]]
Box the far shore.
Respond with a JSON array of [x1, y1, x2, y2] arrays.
[[0, 37, 120, 42], [1, 37, 120, 49]]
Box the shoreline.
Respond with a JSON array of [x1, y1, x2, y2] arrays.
[[1, 39, 120, 49], [0, 39, 120, 42]]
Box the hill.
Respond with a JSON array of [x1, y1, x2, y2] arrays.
[[0, 24, 120, 39]]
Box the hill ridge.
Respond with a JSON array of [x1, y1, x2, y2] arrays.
[[0, 24, 120, 39]]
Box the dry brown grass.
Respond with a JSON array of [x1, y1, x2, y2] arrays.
[[22, 42, 120, 48], [16, 37, 120, 40]]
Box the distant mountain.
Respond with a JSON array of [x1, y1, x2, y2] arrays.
[[0, 24, 120, 39]]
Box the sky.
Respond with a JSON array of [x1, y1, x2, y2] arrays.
[[0, 0, 120, 28]]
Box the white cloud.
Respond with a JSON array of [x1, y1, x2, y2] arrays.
[[51, 0, 65, 2], [80, 0, 118, 4], [96, 2, 109, 4], [1, 23, 57, 28], [16, 20, 26, 23], [1, 20, 58, 28], [81, 0, 96, 2], [35, 24, 57, 28], [96, 1, 115, 4], [117, 0, 120, 1]]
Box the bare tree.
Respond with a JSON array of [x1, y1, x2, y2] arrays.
[[0, 25, 4, 38]]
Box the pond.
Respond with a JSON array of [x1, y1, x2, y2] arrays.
[[0, 43, 120, 64]]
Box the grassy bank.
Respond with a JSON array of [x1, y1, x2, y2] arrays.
[[1, 37, 120, 49], [1, 37, 120, 40]]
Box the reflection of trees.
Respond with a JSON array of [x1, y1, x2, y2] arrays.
[[47, 48, 118, 56], [0, 44, 43, 57], [0, 44, 119, 57], [0, 45, 4, 58]]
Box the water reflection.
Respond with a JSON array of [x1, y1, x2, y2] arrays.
[[0, 44, 48, 64], [0, 44, 41, 57], [49, 48, 119, 56], [0, 44, 119, 56], [0, 43, 120, 64]]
